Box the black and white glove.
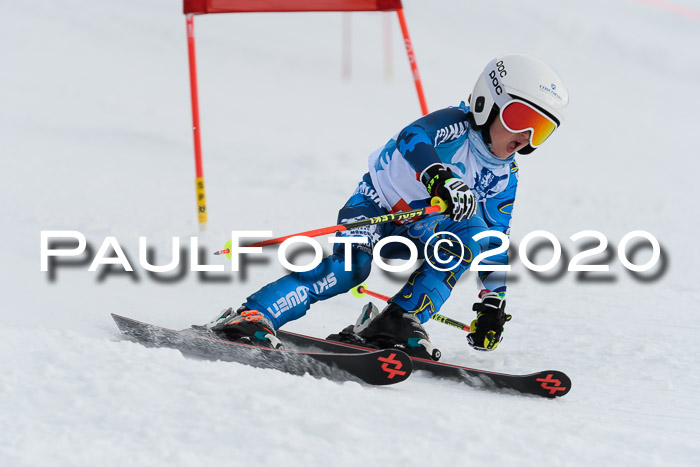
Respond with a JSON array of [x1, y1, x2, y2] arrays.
[[421, 164, 477, 222], [467, 290, 512, 351]]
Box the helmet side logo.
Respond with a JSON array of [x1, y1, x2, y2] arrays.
[[538, 83, 564, 103], [488, 70, 503, 95], [486, 60, 508, 105]]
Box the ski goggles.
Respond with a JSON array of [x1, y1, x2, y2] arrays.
[[499, 99, 558, 148]]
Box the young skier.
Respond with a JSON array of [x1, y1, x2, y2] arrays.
[[205, 53, 569, 358]]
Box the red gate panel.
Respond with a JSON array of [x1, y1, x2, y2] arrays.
[[184, 0, 402, 14]]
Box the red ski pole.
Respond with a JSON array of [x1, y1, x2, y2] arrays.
[[352, 284, 472, 333], [214, 197, 447, 256]]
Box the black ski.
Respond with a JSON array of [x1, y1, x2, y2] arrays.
[[277, 330, 571, 398], [111, 314, 412, 386]]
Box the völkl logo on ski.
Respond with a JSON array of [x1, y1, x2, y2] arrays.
[[536, 373, 567, 395], [377, 353, 407, 379]]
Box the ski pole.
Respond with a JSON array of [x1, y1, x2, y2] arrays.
[[351, 284, 472, 333], [214, 197, 447, 257]]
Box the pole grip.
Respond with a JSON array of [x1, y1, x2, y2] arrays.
[[430, 196, 448, 213]]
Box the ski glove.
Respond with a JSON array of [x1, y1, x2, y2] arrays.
[[467, 290, 512, 351], [421, 164, 477, 222]]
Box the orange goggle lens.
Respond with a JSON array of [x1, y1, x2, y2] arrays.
[[500, 100, 558, 147]]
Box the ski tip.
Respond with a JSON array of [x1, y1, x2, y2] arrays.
[[110, 313, 125, 323]]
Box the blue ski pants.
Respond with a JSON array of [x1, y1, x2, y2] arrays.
[[243, 174, 492, 329]]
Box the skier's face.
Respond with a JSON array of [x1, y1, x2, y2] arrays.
[[489, 116, 531, 158]]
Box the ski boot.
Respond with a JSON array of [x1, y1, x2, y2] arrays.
[[327, 301, 380, 347], [201, 306, 283, 349], [329, 302, 441, 361]]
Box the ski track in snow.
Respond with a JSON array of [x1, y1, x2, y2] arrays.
[[2, 0, 699, 465]]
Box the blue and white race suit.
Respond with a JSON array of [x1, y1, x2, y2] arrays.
[[244, 103, 518, 329]]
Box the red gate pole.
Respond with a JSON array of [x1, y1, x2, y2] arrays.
[[186, 14, 208, 228], [396, 8, 428, 116]]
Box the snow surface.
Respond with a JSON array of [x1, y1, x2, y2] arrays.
[[2, 0, 700, 465]]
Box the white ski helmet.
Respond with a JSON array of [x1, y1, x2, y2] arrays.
[[469, 53, 569, 154]]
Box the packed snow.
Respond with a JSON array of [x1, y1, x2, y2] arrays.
[[2, 0, 699, 465]]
